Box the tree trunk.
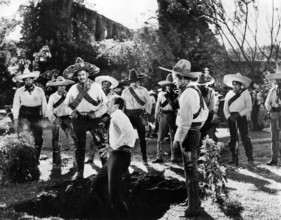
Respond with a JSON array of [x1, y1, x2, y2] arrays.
[[62, 0, 73, 41]]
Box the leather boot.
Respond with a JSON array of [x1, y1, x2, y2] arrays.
[[184, 181, 201, 217]]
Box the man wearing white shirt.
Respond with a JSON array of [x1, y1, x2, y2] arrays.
[[161, 59, 208, 217], [264, 67, 281, 165], [223, 73, 254, 165], [63, 58, 108, 180], [46, 76, 75, 165], [92, 96, 135, 220], [121, 70, 152, 165], [13, 69, 47, 162]]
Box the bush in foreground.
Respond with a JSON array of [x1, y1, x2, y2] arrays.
[[0, 134, 40, 184]]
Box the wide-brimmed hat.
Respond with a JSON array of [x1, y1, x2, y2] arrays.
[[223, 73, 252, 88], [95, 75, 119, 89], [197, 68, 215, 85], [149, 90, 156, 95], [46, 76, 75, 87], [125, 69, 146, 82], [159, 59, 201, 79], [265, 65, 281, 81], [14, 68, 40, 81], [63, 57, 100, 79], [158, 73, 174, 87]]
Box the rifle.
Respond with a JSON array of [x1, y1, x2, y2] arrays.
[[234, 121, 239, 167]]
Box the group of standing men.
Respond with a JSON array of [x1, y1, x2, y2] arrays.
[[11, 55, 281, 218]]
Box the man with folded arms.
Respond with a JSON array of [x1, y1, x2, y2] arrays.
[[92, 96, 135, 220], [64, 58, 108, 180]]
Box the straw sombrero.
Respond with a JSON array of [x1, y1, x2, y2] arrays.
[[63, 57, 100, 79], [159, 59, 201, 79], [223, 73, 251, 88], [95, 75, 119, 89], [265, 65, 281, 81], [46, 76, 75, 87], [158, 73, 174, 87], [14, 68, 40, 81]]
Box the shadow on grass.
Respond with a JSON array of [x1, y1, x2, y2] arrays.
[[218, 199, 244, 219], [247, 166, 281, 184], [226, 169, 279, 194]]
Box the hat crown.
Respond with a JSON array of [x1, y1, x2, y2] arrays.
[[197, 68, 213, 84], [166, 73, 173, 83], [56, 76, 65, 82], [172, 59, 191, 74], [23, 67, 31, 74]]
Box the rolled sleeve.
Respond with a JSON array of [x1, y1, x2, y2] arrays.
[[239, 91, 252, 116]]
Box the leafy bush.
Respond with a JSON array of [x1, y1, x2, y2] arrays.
[[198, 138, 227, 204], [0, 134, 40, 184]]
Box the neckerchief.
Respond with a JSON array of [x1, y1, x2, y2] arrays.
[[69, 79, 100, 110], [25, 85, 35, 93]]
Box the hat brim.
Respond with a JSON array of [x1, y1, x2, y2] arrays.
[[159, 67, 201, 79], [159, 67, 173, 72], [223, 74, 251, 88], [196, 77, 215, 86], [14, 71, 40, 81], [124, 75, 146, 82], [158, 80, 174, 86], [95, 76, 119, 89], [46, 79, 75, 87], [63, 62, 100, 79], [265, 73, 281, 81]]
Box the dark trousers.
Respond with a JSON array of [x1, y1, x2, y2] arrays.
[[72, 116, 103, 174], [18, 112, 43, 161], [127, 116, 147, 160], [228, 115, 253, 161], [92, 149, 131, 220]]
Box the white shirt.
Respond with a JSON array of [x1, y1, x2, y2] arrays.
[[106, 90, 118, 101], [265, 86, 281, 111], [121, 86, 152, 114], [223, 89, 252, 119], [204, 88, 216, 112], [64, 81, 108, 117], [46, 91, 71, 122], [13, 86, 47, 119], [174, 84, 209, 143], [109, 109, 136, 150]]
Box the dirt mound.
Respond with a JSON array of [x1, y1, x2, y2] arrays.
[[14, 172, 186, 219]]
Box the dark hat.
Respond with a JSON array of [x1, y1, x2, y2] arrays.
[[63, 57, 100, 79], [125, 69, 146, 82]]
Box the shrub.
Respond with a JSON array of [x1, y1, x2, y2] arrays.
[[198, 138, 227, 204], [0, 134, 40, 184]]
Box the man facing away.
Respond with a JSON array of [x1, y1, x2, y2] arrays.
[[162, 59, 208, 217], [63, 58, 108, 180], [223, 73, 254, 165], [265, 66, 281, 165], [92, 96, 135, 220], [13, 69, 47, 162], [121, 70, 152, 165], [46, 76, 75, 165]]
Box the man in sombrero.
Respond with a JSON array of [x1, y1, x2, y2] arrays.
[[13, 68, 47, 162], [152, 73, 179, 163], [121, 69, 152, 165], [95, 75, 119, 100], [63, 58, 108, 180], [223, 73, 254, 165], [264, 63, 281, 165], [46, 76, 75, 165], [196, 68, 216, 141], [163, 59, 208, 217]]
